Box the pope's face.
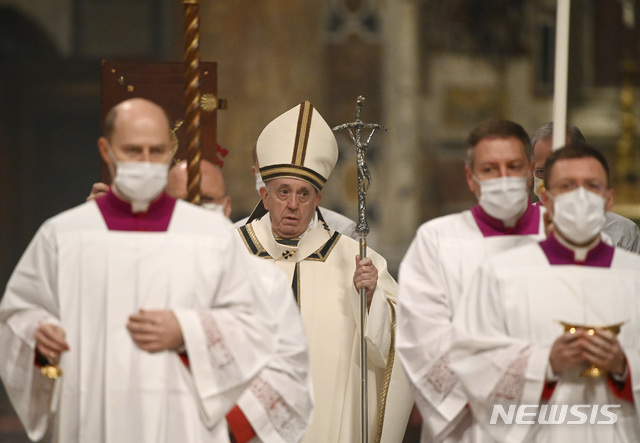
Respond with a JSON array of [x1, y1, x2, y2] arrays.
[[261, 177, 321, 239]]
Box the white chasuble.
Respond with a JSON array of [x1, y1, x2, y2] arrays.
[[397, 205, 545, 442], [451, 237, 640, 442], [237, 215, 413, 443], [0, 200, 277, 443]]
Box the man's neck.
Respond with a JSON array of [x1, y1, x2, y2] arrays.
[[112, 185, 153, 213], [554, 231, 601, 262]]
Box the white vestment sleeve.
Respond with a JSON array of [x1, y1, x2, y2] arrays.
[[174, 233, 278, 428], [349, 249, 396, 369], [236, 259, 313, 443], [349, 249, 398, 368], [396, 227, 469, 439], [450, 262, 547, 443], [0, 223, 61, 441]]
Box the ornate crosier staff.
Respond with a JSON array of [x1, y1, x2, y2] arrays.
[[333, 96, 386, 443], [183, 0, 202, 204]]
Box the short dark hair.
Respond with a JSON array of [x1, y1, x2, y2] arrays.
[[530, 122, 586, 151], [543, 143, 611, 188], [465, 119, 531, 168]]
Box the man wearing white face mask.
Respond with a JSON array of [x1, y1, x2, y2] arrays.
[[531, 122, 640, 253], [0, 98, 279, 443], [397, 119, 546, 443], [450, 143, 640, 441]]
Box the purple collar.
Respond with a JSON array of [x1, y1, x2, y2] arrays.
[[471, 200, 541, 237], [95, 188, 176, 232], [539, 233, 614, 267]]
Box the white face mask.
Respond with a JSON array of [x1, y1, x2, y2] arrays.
[[202, 202, 225, 216], [112, 160, 169, 213], [533, 176, 545, 200], [255, 171, 266, 195], [475, 176, 529, 222], [549, 187, 607, 245]]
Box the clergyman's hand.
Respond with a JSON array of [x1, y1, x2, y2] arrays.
[[581, 328, 626, 376], [127, 309, 184, 353], [35, 323, 70, 362], [353, 255, 378, 308], [86, 182, 109, 202], [549, 329, 587, 376]]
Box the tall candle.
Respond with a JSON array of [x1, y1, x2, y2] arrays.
[[552, 0, 571, 150]]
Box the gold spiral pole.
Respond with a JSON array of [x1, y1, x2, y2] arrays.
[[183, 0, 202, 205]]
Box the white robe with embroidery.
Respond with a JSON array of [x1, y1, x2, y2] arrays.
[[0, 200, 277, 443], [237, 215, 413, 443], [235, 256, 314, 442], [397, 209, 545, 442], [450, 241, 640, 442]]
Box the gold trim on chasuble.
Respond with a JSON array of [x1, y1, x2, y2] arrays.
[[374, 299, 397, 443], [238, 225, 271, 259], [237, 224, 342, 309]]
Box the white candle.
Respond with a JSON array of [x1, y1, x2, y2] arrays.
[[552, 0, 571, 150]]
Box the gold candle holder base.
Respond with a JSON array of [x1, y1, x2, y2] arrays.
[[40, 365, 62, 379], [559, 321, 625, 378]]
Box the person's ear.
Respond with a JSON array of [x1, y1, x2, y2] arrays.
[[98, 137, 116, 178], [465, 165, 479, 195], [605, 188, 614, 212], [98, 137, 111, 165], [540, 190, 552, 216], [223, 196, 232, 218], [259, 184, 269, 208]]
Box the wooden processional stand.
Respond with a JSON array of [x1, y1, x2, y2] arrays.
[[99, 1, 224, 205]]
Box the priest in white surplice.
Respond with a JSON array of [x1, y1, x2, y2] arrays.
[[450, 144, 640, 442], [167, 159, 314, 442], [530, 122, 640, 253], [236, 101, 413, 442], [0, 98, 278, 443], [396, 120, 546, 442]]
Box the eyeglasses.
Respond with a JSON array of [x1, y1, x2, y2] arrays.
[[547, 181, 607, 195]]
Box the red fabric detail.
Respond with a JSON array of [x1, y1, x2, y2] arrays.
[[408, 404, 423, 425], [226, 405, 257, 443], [34, 349, 44, 368], [608, 371, 634, 403], [178, 351, 190, 368], [540, 381, 557, 400]]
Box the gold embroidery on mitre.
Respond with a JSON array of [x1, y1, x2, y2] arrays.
[[292, 101, 313, 166]]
